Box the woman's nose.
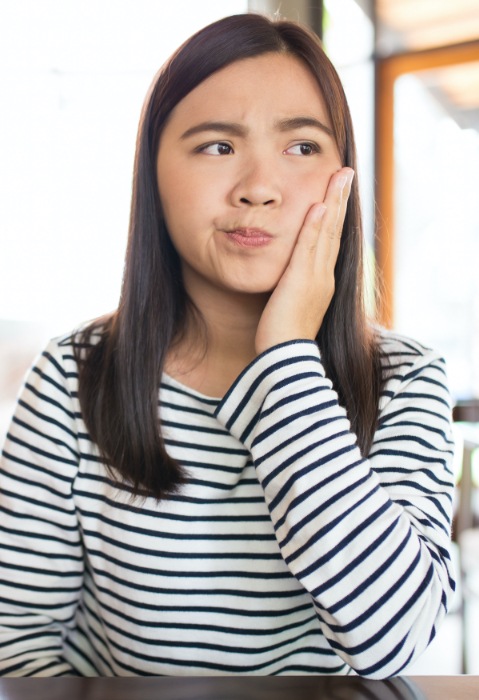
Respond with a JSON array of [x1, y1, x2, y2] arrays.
[[230, 159, 282, 207]]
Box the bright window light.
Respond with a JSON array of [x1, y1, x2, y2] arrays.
[[0, 0, 247, 335]]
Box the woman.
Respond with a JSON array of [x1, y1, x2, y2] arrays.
[[0, 14, 455, 678]]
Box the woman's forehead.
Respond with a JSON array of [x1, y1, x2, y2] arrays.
[[165, 53, 332, 133]]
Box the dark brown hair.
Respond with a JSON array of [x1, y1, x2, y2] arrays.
[[75, 13, 383, 499]]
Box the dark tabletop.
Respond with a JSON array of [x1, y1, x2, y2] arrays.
[[0, 676, 477, 700]]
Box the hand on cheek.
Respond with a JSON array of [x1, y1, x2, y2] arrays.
[[255, 167, 355, 356]]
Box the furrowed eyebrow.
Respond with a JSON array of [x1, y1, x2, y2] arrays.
[[179, 116, 334, 140], [275, 116, 334, 137], [180, 121, 248, 140]]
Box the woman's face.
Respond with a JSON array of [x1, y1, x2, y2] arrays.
[[156, 52, 342, 301]]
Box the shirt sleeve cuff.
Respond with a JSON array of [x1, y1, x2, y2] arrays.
[[214, 340, 325, 447]]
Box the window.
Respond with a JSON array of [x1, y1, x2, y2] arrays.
[[0, 0, 247, 333]]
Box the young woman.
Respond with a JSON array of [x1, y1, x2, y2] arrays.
[[0, 13, 455, 678]]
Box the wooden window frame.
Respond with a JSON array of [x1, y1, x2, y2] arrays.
[[374, 40, 479, 327]]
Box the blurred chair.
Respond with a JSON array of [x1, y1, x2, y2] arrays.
[[453, 399, 479, 673]]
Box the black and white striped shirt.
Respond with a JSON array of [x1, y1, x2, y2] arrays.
[[0, 331, 456, 678]]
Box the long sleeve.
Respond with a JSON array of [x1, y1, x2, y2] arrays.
[[0, 340, 83, 676], [214, 338, 456, 679]]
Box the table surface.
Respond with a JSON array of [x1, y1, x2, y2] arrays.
[[0, 676, 477, 700]]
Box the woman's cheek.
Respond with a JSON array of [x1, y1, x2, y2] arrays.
[[294, 168, 332, 207]]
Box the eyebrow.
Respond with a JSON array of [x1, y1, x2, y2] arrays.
[[180, 121, 247, 140], [275, 116, 334, 137], [180, 116, 334, 140]]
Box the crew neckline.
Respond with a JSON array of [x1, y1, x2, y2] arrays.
[[162, 372, 222, 404]]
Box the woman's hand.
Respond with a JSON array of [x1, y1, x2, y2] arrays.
[[255, 167, 354, 356]]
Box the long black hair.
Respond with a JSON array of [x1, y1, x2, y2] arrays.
[[75, 13, 383, 499]]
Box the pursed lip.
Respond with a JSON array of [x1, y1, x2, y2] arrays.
[[222, 227, 274, 248]]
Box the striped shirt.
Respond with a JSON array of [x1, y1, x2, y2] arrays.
[[0, 331, 456, 678]]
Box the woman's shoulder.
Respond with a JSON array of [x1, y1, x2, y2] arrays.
[[48, 316, 111, 354], [374, 327, 449, 399], [28, 317, 112, 382], [375, 326, 443, 368]]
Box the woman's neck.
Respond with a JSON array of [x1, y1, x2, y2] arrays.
[[165, 285, 269, 398]]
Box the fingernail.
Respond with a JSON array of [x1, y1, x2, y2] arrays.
[[338, 170, 355, 189], [315, 203, 327, 220]]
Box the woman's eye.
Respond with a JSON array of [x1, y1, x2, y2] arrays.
[[284, 142, 320, 156], [198, 142, 234, 156]]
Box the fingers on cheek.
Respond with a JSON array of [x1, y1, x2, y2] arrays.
[[298, 203, 327, 248], [332, 169, 354, 207], [310, 203, 327, 227], [337, 168, 355, 190]]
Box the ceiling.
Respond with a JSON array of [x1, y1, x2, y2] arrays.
[[376, 0, 479, 52], [418, 61, 479, 130], [375, 0, 479, 130]]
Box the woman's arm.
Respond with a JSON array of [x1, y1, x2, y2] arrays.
[[215, 337, 455, 679], [0, 339, 83, 676]]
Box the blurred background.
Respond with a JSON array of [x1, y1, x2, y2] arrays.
[[1, 0, 478, 676]]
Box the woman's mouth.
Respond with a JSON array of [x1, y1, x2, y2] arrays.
[[223, 228, 273, 248]]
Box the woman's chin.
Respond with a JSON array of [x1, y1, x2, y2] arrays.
[[223, 264, 287, 296], [224, 277, 281, 297]]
